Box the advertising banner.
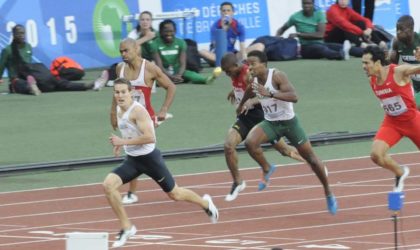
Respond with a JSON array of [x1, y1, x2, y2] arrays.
[[0, 0, 138, 69], [0, 0, 413, 71], [160, 0, 270, 44]]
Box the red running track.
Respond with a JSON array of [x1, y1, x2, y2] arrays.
[[0, 152, 419, 250]]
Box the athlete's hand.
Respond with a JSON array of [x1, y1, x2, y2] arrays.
[[240, 105, 250, 115], [109, 134, 124, 146], [227, 91, 235, 104], [239, 99, 254, 115]]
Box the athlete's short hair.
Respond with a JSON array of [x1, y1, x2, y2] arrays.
[[363, 45, 387, 65], [247, 50, 268, 64]]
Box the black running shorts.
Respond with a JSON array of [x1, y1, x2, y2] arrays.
[[112, 148, 175, 192]]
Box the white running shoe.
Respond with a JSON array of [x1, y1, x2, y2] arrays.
[[27, 75, 41, 96], [225, 181, 246, 201], [203, 194, 219, 223], [112, 225, 137, 248], [343, 40, 351, 60], [156, 113, 174, 126], [93, 70, 109, 91], [121, 193, 139, 205], [393, 165, 410, 192], [106, 80, 114, 87]]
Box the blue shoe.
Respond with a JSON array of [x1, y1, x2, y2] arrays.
[[258, 165, 276, 191], [326, 194, 337, 215]]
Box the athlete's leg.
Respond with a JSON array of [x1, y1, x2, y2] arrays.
[[371, 124, 403, 175], [371, 140, 403, 175], [296, 141, 332, 196], [272, 138, 305, 162], [224, 128, 244, 184], [129, 180, 137, 193], [167, 184, 206, 206], [244, 125, 271, 172], [167, 184, 219, 223], [103, 173, 132, 229]]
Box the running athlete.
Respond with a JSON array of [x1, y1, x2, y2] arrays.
[[116, 38, 176, 204], [362, 45, 420, 192], [389, 15, 420, 109], [221, 52, 304, 201], [103, 78, 218, 248], [241, 50, 337, 215]]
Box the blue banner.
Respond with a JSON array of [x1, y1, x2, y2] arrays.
[[161, 0, 269, 43], [0, 0, 138, 69], [0, 0, 411, 72]]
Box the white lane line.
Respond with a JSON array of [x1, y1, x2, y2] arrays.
[[0, 151, 417, 195]]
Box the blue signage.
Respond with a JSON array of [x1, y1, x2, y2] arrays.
[[161, 0, 270, 43], [0, 0, 412, 72], [0, 0, 139, 69]]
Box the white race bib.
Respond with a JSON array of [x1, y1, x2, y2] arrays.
[[132, 90, 146, 106], [380, 95, 407, 116]]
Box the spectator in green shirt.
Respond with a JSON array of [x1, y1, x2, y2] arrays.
[[0, 24, 92, 95], [276, 0, 350, 60], [151, 19, 218, 84], [0, 24, 41, 95]]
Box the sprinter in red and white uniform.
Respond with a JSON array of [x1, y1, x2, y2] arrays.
[[362, 45, 420, 192]]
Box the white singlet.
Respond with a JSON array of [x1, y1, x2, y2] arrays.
[[119, 60, 151, 108], [258, 68, 295, 121], [117, 101, 155, 156]]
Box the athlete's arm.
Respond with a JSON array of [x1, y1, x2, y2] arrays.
[[227, 89, 235, 104], [236, 73, 256, 114], [388, 37, 400, 64], [109, 106, 156, 147], [271, 70, 298, 103], [394, 64, 420, 86], [115, 62, 123, 78], [151, 63, 176, 120]]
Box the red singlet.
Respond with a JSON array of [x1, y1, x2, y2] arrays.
[[370, 64, 420, 147]]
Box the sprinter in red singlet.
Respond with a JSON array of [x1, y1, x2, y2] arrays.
[[362, 45, 420, 192]]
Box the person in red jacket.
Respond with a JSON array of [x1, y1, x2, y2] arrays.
[[325, 0, 386, 52]]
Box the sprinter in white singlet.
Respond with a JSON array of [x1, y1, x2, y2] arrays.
[[116, 38, 176, 205], [103, 78, 218, 248], [241, 50, 337, 215]]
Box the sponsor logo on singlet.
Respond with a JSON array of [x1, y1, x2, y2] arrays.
[[375, 88, 392, 96]]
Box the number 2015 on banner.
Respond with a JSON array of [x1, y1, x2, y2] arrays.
[[6, 16, 78, 47]]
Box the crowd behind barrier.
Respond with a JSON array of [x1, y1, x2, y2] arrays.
[[0, 0, 418, 70]]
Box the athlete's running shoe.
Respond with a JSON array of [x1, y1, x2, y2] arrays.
[[122, 192, 138, 205], [394, 165, 410, 192], [93, 70, 109, 91], [112, 225, 137, 247], [258, 165, 276, 191], [203, 194, 219, 223], [326, 194, 338, 215], [225, 181, 246, 201]]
